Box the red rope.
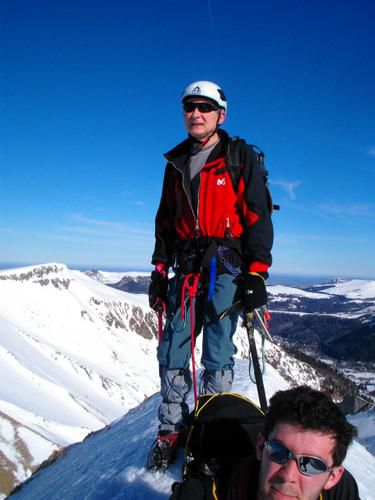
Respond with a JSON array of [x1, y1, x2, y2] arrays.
[[155, 299, 166, 343], [180, 273, 200, 404], [189, 294, 198, 405]]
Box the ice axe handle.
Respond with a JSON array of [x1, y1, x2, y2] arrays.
[[218, 300, 242, 320], [244, 312, 268, 412]]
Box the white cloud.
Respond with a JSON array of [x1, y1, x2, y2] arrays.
[[270, 180, 302, 200], [60, 214, 154, 241], [368, 147, 375, 157], [317, 203, 375, 218]]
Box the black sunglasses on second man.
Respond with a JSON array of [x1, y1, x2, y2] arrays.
[[183, 101, 219, 113], [265, 440, 335, 476]]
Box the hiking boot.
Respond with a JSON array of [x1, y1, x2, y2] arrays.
[[147, 430, 180, 472]]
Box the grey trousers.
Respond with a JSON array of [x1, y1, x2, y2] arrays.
[[158, 367, 234, 432], [157, 273, 239, 370], [157, 272, 239, 432]]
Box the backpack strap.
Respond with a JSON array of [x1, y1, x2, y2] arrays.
[[170, 476, 218, 500], [226, 136, 279, 212], [226, 136, 245, 190]]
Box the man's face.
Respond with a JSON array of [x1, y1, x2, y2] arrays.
[[183, 97, 226, 142], [256, 422, 344, 500]]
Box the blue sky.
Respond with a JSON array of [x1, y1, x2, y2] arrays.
[[1, 0, 375, 277]]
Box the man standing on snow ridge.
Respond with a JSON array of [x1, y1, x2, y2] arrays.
[[147, 80, 273, 471]]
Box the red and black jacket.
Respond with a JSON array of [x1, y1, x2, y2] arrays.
[[151, 129, 273, 274]]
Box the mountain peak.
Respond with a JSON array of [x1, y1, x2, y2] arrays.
[[328, 277, 348, 285], [85, 269, 104, 282], [0, 263, 68, 278], [0, 263, 71, 290]]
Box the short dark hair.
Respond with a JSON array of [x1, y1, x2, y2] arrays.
[[264, 386, 357, 466]]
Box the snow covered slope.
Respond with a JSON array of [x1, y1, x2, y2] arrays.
[[0, 263, 160, 496], [85, 269, 150, 285], [268, 284, 331, 300], [8, 361, 375, 500], [322, 279, 375, 300]]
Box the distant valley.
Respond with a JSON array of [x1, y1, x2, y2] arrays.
[[91, 269, 375, 364]]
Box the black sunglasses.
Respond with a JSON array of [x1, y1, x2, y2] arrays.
[[183, 101, 219, 113], [265, 440, 335, 476]]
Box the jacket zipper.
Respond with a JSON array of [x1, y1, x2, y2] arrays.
[[224, 217, 234, 239], [169, 160, 200, 238], [195, 179, 201, 238]]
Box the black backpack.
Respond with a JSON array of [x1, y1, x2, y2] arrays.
[[226, 136, 280, 213], [169, 393, 361, 500], [170, 392, 264, 500]]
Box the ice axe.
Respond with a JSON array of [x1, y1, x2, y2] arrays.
[[219, 301, 271, 412], [219, 301, 273, 342], [244, 311, 268, 412]]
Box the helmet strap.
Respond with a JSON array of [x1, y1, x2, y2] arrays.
[[188, 113, 222, 150]]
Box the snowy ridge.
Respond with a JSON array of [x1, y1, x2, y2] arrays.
[[268, 284, 331, 300], [85, 268, 150, 285], [322, 279, 375, 300], [8, 361, 375, 500]]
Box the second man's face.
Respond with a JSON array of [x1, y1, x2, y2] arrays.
[[256, 423, 344, 500]]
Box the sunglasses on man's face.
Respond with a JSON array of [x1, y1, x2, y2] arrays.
[[265, 440, 335, 477], [183, 101, 219, 113]]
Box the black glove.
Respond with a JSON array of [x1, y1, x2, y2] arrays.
[[239, 273, 267, 312], [148, 270, 168, 312]]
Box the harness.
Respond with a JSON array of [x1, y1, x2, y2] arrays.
[[174, 237, 241, 273]]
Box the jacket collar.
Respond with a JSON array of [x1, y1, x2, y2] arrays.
[[164, 129, 231, 166]]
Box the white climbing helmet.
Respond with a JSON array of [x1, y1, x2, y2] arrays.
[[181, 80, 227, 111]]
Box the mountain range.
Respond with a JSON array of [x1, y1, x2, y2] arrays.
[[103, 269, 375, 366], [0, 263, 374, 498]]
